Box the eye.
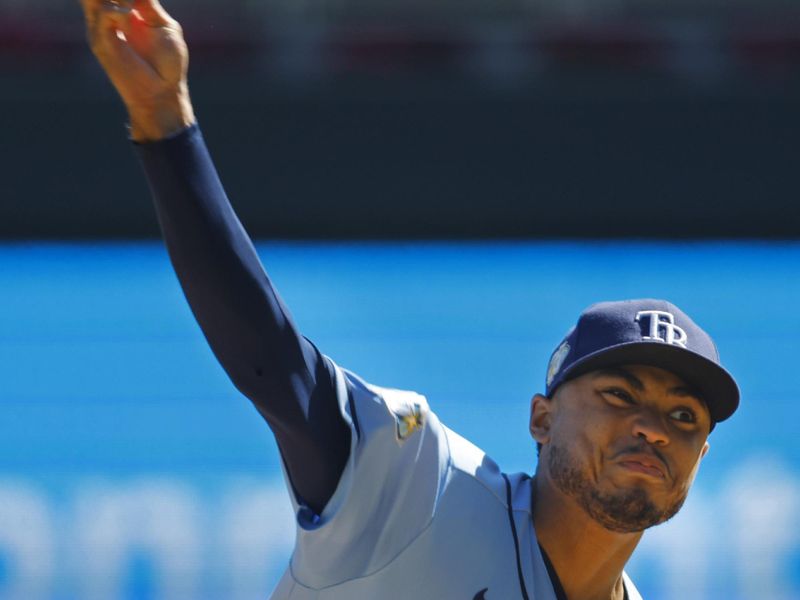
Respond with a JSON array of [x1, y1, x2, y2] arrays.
[[669, 407, 697, 424], [601, 387, 635, 406]]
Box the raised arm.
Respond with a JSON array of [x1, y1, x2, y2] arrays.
[[80, 0, 349, 514]]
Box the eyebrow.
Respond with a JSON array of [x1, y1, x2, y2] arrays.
[[592, 367, 644, 391], [666, 386, 706, 408], [592, 367, 706, 406]]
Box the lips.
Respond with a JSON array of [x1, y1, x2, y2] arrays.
[[616, 453, 668, 479]]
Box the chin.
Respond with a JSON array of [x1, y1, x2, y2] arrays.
[[590, 484, 688, 533], [548, 443, 688, 533]]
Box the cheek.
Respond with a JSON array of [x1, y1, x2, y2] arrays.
[[553, 404, 612, 468], [576, 401, 620, 445]]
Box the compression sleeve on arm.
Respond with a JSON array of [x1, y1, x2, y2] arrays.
[[132, 124, 350, 514]]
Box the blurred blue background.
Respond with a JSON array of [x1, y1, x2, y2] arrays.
[[1, 241, 797, 599]]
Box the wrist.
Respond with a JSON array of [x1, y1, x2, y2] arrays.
[[127, 85, 195, 142]]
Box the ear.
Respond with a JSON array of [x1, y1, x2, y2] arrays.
[[530, 393, 553, 446], [700, 441, 710, 460]]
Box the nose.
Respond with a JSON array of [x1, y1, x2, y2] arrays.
[[632, 409, 670, 446]]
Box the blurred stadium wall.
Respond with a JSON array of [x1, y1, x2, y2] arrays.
[[2, 0, 800, 238]]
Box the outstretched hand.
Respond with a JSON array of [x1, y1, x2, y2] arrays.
[[80, 0, 195, 141]]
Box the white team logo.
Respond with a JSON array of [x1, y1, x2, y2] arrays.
[[635, 310, 688, 348], [546, 341, 570, 386]]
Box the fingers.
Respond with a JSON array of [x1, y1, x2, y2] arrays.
[[78, 0, 96, 30], [79, 0, 102, 43], [102, 0, 134, 35], [82, 0, 134, 51], [91, 9, 159, 95], [132, 0, 174, 27], [80, 0, 132, 28]]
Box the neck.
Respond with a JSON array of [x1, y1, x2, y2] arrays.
[[532, 471, 642, 600]]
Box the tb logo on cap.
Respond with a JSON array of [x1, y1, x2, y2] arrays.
[[635, 310, 688, 348]]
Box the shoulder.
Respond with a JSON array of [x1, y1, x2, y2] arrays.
[[442, 424, 532, 512], [339, 364, 531, 517]]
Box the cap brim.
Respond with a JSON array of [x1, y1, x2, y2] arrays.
[[558, 342, 740, 426]]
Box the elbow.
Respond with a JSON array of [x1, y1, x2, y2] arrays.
[[224, 360, 310, 420]]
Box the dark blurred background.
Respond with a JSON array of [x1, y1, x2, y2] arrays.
[[2, 0, 799, 239]]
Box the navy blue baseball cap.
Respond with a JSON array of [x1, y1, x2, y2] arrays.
[[545, 299, 739, 428]]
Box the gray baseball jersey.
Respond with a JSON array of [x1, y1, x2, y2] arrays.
[[271, 361, 644, 599]]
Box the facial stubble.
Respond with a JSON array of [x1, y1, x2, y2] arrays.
[[547, 443, 687, 533]]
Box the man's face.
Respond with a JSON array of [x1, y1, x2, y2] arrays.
[[531, 364, 711, 533]]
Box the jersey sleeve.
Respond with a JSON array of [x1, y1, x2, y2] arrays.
[[285, 359, 452, 590], [132, 124, 350, 514]]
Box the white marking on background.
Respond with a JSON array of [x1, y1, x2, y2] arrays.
[[0, 470, 792, 599], [73, 480, 202, 600], [217, 480, 296, 600], [0, 482, 53, 600], [727, 456, 800, 600]]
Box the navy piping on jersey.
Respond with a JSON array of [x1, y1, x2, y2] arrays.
[[539, 543, 630, 600], [502, 473, 531, 600], [539, 544, 568, 600], [346, 380, 362, 440]]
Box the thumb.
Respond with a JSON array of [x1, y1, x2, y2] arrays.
[[132, 0, 173, 26]]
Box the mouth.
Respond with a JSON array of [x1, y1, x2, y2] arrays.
[[616, 453, 668, 480]]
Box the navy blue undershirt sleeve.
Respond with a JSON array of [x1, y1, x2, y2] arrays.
[[132, 123, 350, 514]]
